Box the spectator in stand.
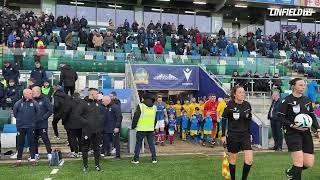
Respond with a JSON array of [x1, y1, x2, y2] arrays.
[[92, 32, 103, 51], [237, 35, 246, 52], [218, 28, 225, 37], [195, 33, 202, 45], [154, 41, 164, 54], [79, 27, 88, 45], [103, 31, 115, 52], [226, 41, 237, 57], [210, 43, 219, 56], [124, 19, 130, 32], [246, 36, 255, 52], [60, 25, 70, 43], [147, 29, 157, 49], [7, 30, 17, 47], [132, 20, 139, 32], [23, 31, 34, 48], [147, 20, 155, 32], [30, 60, 47, 87], [256, 28, 262, 39], [80, 16, 88, 28]]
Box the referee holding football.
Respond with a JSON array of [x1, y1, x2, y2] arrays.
[[278, 78, 320, 180], [221, 85, 253, 180]]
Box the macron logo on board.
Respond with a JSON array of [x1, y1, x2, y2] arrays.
[[183, 68, 192, 81]]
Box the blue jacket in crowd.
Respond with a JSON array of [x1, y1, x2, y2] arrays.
[[7, 33, 16, 46], [226, 43, 236, 56], [13, 98, 40, 129], [30, 67, 47, 86], [210, 46, 219, 56], [33, 95, 53, 129]]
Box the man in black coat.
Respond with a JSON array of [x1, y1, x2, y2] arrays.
[[76, 88, 104, 173], [52, 86, 67, 139], [63, 92, 83, 158], [2, 61, 20, 84], [101, 95, 122, 159], [80, 16, 88, 28], [59, 64, 78, 96]]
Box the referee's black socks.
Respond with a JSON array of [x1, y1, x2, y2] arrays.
[[291, 165, 303, 180], [242, 163, 252, 180], [229, 163, 236, 180]]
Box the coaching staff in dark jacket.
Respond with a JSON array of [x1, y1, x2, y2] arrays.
[[101, 95, 122, 158], [2, 61, 20, 84], [32, 86, 53, 160], [64, 93, 83, 157], [13, 89, 40, 166], [76, 88, 104, 173], [59, 64, 78, 96], [52, 86, 67, 138]]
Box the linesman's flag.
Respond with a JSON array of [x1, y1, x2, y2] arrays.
[[222, 152, 230, 179]]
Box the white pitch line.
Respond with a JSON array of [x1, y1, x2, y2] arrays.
[[50, 169, 59, 175], [44, 178, 52, 180], [59, 160, 65, 166]]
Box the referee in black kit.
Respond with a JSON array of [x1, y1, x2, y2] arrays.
[[76, 88, 104, 173], [221, 85, 253, 180], [278, 78, 320, 180]]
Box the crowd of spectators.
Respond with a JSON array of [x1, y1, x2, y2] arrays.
[[2, 10, 320, 60]]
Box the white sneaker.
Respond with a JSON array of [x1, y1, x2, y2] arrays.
[[100, 154, 105, 157], [47, 154, 52, 161], [77, 152, 82, 158], [28, 154, 40, 161], [10, 152, 17, 159], [111, 148, 116, 154], [152, 160, 158, 164], [68, 152, 77, 158], [54, 136, 61, 140]]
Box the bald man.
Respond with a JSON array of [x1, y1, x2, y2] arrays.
[[32, 86, 53, 161], [13, 89, 40, 166], [101, 95, 122, 159]]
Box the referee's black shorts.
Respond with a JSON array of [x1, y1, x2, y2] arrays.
[[284, 128, 314, 154], [226, 133, 252, 153]]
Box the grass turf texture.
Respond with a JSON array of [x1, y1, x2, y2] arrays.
[[1, 151, 320, 180]]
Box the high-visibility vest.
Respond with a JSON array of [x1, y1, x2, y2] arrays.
[[136, 103, 156, 132], [41, 86, 51, 95], [1, 79, 7, 88]]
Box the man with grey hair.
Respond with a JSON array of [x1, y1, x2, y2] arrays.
[[268, 91, 283, 151], [101, 95, 122, 159], [13, 89, 40, 166]]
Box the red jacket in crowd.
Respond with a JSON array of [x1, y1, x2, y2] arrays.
[[195, 34, 202, 44], [154, 42, 164, 54]]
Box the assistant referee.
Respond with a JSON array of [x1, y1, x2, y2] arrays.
[[221, 85, 253, 180]]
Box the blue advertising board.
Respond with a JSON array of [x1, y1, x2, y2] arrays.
[[82, 88, 132, 113], [131, 65, 199, 90]]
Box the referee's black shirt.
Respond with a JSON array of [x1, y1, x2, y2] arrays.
[[278, 94, 320, 131], [222, 100, 252, 137]]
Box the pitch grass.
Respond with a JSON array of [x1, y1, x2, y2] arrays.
[[1, 151, 320, 180]]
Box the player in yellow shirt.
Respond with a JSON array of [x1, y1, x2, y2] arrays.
[[189, 97, 200, 116], [216, 95, 230, 139], [174, 100, 182, 118], [199, 98, 205, 115], [182, 99, 192, 118]]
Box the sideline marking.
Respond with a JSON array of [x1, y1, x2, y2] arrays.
[[50, 169, 59, 175]]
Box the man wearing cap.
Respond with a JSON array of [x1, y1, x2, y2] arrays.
[[131, 93, 157, 164], [76, 88, 104, 173]]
